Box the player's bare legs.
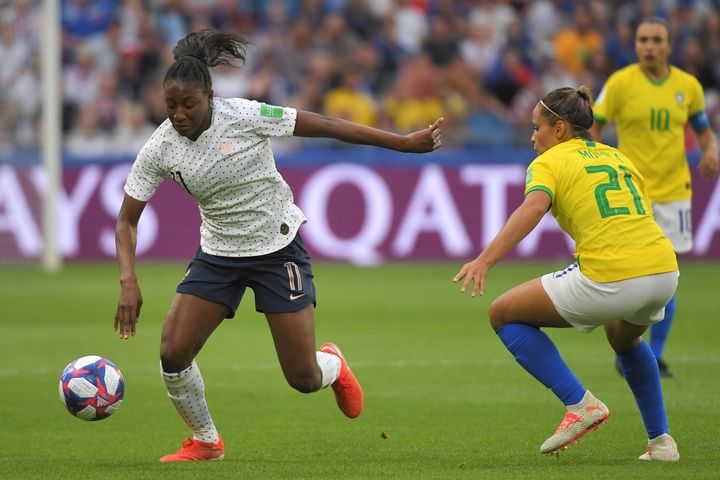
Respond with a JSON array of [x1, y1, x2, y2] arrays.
[[159, 293, 227, 462], [488, 278, 570, 331], [265, 306, 323, 393], [160, 293, 227, 372], [266, 305, 363, 417], [604, 320, 645, 353]]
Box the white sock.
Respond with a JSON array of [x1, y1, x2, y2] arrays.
[[161, 360, 219, 444], [316, 351, 341, 388], [566, 390, 591, 413]]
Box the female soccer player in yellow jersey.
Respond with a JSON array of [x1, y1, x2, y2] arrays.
[[591, 17, 719, 377], [455, 86, 679, 461]]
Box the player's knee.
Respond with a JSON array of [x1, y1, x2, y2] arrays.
[[488, 298, 508, 331], [160, 343, 193, 373], [605, 335, 621, 353], [286, 370, 321, 394], [610, 335, 643, 354]]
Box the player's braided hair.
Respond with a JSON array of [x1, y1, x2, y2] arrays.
[[539, 86, 594, 140], [164, 29, 250, 91]]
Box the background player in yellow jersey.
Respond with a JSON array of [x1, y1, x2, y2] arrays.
[[591, 17, 719, 377], [455, 87, 680, 461]]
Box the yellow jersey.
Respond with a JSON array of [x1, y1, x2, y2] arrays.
[[593, 64, 705, 202], [525, 138, 677, 282]]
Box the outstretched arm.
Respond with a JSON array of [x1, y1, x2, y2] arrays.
[[453, 190, 551, 297], [695, 127, 719, 180], [115, 194, 147, 339], [293, 110, 443, 153]]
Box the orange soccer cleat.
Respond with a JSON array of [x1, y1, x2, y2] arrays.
[[320, 343, 364, 418], [540, 391, 609, 455], [159, 436, 225, 462]]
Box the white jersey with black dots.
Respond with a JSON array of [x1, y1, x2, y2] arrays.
[[124, 97, 306, 257]]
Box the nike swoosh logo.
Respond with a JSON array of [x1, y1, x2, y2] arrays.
[[289, 293, 306, 301]]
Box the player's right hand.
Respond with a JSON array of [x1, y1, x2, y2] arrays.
[[453, 256, 491, 298], [115, 280, 143, 339]]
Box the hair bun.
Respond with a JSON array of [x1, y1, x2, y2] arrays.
[[576, 86, 592, 101]]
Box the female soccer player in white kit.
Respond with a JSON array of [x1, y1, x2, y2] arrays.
[[114, 29, 443, 462]]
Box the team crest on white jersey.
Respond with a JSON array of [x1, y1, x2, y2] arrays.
[[219, 138, 233, 155]]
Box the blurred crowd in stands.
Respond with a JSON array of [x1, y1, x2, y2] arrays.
[[3, 0, 720, 158]]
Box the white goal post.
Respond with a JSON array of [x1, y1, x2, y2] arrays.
[[41, 0, 62, 271]]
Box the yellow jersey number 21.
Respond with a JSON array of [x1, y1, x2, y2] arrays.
[[585, 164, 646, 218]]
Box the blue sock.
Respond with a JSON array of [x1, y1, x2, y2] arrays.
[[617, 341, 669, 439], [497, 324, 585, 406], [650, 295, 675, 360]]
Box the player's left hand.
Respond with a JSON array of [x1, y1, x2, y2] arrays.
[[403, 117, 444, 153], [453, 256, 490, 298], [698, 150, 719, 180]]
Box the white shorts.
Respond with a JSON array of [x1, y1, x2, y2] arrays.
[[541, 264, 679, 334], [652, 199, 692, 253]]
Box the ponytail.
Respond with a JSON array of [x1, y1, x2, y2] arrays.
[[164, 30, 250, 92]]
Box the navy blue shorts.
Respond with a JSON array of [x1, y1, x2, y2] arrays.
[[176, 233, 316, 318]]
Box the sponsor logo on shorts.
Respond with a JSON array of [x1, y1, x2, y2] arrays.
[[289, 293, 306, 301]]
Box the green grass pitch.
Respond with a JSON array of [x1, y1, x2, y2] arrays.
[[1, 260, 719, 479]]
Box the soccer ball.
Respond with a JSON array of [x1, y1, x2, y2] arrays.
[[59, 355, 125, 421]]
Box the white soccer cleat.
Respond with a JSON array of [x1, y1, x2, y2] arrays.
[[540, 390, 610, 455], [639, 433, 679, 461]]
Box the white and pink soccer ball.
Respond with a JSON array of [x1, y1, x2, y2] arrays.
[[59, 355, 125, 421]]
